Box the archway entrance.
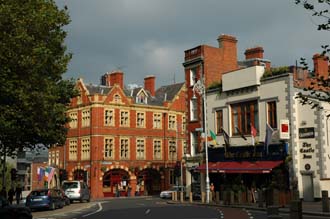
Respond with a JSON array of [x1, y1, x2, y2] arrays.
[[137, 168, 161, 196], [102, 169, 129, 197]]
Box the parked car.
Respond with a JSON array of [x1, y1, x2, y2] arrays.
[[0, 195, 32, 219], [59, 189, 70, 206], [62, 180, 90, 203], [25, 188, 65, 210], [160, 186, 185, 199]]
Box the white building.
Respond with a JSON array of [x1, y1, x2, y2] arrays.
[[205, 62, 330, 200]]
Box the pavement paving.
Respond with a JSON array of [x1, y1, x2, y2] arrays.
[[167, 198, 330, 217]]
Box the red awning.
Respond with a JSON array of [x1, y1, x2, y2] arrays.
[[195, 160, 283, 174]]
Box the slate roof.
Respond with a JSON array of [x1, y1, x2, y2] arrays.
[[84, 82, 185, 106]]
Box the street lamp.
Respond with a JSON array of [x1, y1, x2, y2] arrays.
[[192, 78, 210, 204]]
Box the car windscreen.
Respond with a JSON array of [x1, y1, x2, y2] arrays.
[[30, 190, 48, 196], [62, 182, 78, 190]]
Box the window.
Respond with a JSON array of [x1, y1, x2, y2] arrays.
[[153, 139, 162, 160], [182, 116, 186, 133], [267, 101, 277, 129], [183, 141, 187, 155], [136, 112, 145, 128], [169, 140, 177, 159], [190, 99, 198, 121], [120, 110, 129, 126], [82, 110, 90, 127], [69, 112, 78, 128], [215, 110, 223, 134], [231, 100, 258, 135], [168, 114, 176, 130], [190, 132, 198, 156], [81, 137, 90, 160], [104, 137, 114, 159], [104, 109, 114, 126], [55, 151, 59, 166], [190, 67, 197, 86], [136, 139, 145, 159], [69, 139, 78, 161], [120, 138, 129, 159], [153, 113, 162, 129], [114, 94, 121, 103], [136, 92, 147, 104]]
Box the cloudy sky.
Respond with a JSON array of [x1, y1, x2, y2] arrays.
[[55, 0, 329, 88]]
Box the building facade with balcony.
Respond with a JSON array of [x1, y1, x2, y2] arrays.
[[52, 71, 187, 199]]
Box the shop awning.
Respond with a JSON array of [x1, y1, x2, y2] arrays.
[[195, 160, 283, 174]]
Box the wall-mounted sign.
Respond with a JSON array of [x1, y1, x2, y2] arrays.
[[280, 119, 290, 139], [299, 127, 315, 139], [300, 142, 314, 159]]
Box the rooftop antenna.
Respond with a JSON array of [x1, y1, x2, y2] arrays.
[[173, 73, 176, 84]]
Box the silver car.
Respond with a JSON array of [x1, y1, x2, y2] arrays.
[[62, 180, 90, 203]]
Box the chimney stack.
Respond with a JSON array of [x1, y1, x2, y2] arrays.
[[313, 54, 329, 78], [245, 47, 264, 59], [144, 75, 155, 96], [217, 34, 238, 72], [101, 71, 124, 89]]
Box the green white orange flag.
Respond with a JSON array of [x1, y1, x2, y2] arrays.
[[209, 130, 217, 145]]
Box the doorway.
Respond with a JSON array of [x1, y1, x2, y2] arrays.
[[302, 174, 314, 201]]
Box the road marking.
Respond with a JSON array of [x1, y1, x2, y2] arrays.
[[145, 209, 151, 215], [82, 202, 103, 217]]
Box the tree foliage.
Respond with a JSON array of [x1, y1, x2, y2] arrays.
[[294, 0, 330, 109], [0, 0, 77, 156]]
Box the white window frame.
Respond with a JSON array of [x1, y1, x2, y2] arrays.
[[104, 137, 114, 159]]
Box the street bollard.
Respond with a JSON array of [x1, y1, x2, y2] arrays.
[[321, 190, 329, 212], [290, 200, 302, 219], [172, 192, 175, 201], [189, 192, 193, 203], [258, 189, 264, 208], [216, 191, 220, 204], [180, 191, 184, 202], [201, 192, 205, 203]]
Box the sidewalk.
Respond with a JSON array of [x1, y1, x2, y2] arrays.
[[168, 198, 330, 217]]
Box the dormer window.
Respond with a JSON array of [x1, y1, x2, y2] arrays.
[[136, 90, 148, 104]]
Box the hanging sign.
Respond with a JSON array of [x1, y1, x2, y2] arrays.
[[280, 119, 290, 139]]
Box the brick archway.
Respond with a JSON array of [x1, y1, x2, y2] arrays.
[[102, 168, 129, 197], [137, 168, 161, 195]]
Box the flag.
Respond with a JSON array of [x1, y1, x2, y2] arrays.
[[37, 167, 45, 182], [265, 123, 274, 155], [48, 167, 55, 184], [235, 127, 247, 140], [251, 123, 257, 146], [221, 128, 230, 151], [209, 130, 217, 145]]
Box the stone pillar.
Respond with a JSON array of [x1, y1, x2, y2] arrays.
[[185, 170, 192, 200], [322, 190, 329, 212], [290, 200, 302, 219]]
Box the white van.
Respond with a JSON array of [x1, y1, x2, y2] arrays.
[[61, 180, 90, 203]]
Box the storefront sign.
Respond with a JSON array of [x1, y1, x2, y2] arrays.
[[299, 127, 315, 139], [280, 119, 290, 139], [300, 142, 314, 159]]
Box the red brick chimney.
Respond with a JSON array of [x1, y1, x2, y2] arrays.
[[313, 54, 329, 78], [144, 75, 155, 96], [101, 71, 124, 88], [217, 34, 238, 72], [245, 47, 264, 59]]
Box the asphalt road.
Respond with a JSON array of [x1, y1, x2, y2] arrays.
[[32, 197, 329, 219]]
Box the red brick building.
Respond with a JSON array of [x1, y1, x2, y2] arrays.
[[52, 71, 187, 199]]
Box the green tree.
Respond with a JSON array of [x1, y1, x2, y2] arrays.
[[294, 1, 330, 108], [0, 0, 77, 157]]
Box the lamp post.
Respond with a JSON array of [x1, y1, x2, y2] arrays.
[[193, 78, 210, 204]]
